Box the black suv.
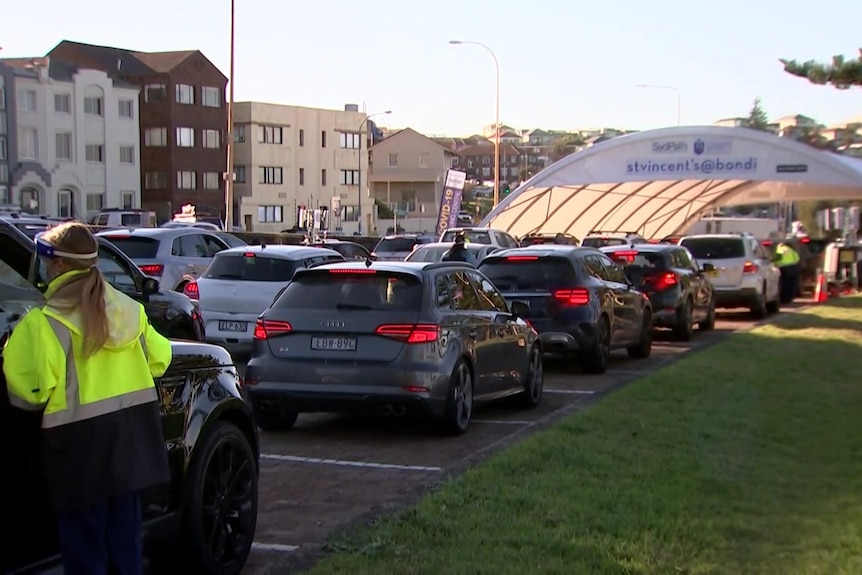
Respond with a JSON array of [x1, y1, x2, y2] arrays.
[[600, 244, 716, 340], [478, 246, 653, 374], [0, 220, 205, 341]]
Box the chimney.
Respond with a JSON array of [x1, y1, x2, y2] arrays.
[[344, 104, 359, 112]]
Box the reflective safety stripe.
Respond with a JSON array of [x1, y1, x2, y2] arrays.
[[8, 393, 45, 411], [42, 317, 157, 430]]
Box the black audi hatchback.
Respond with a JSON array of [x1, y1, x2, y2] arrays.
[[1, 226, 259, 574], [478, 246, 653, 374]]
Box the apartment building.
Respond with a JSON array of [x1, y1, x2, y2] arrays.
[[458, 143, 522, 183], [48, 40, 227, 223], [0, 62, 13, 207], [1, 57, 141, 219], [231, 102, 368, 233]]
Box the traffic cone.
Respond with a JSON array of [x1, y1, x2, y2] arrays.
[[814, 273, 828, 303]]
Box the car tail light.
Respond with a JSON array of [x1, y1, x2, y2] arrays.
[[645, 272, 678, 290], [612, 250, 638, 263], [743, 261, 759, 274], [183, 281, 199, 300], [553, 288, 590, 306], [375, 324, 439, 343], [761, 240, 773, 247], [243, 252, 256, 258], [253, 319, 293, 339], [507, 255, 538, 261], [801, 237, 810, 243], [329, 268, 376, 274], [140, 264, 164, 276]]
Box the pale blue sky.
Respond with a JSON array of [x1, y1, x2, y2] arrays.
[[3, 0, 860, 135]]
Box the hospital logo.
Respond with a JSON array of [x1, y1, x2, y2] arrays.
[[692, 138, 733, 156], [693, 139, 705, 155]]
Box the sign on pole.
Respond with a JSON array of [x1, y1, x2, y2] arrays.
[[435, 169, 467, 237]]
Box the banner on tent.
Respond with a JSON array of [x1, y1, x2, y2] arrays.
[[435, 169, 467, 236]]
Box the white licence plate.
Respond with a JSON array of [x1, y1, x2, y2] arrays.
[[311, 336, 357, 351], [219, 320, 248, 332]]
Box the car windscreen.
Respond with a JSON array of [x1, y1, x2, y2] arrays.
[[479, 256, 577, 290], [101, 236, 161, 259], [374, 238, 420, 253], [407, 246, 449, 262], [273, 270, 423, 311], [440, 230, 492, 244], [204, 253, 299, 282], [582, 237, 628, 248], [680, 238, 745, 259]]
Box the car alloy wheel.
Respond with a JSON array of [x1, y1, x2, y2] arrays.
[[454, 363, 474, 431], [521, 346, 544, 407]]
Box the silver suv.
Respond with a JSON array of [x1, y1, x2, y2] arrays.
[[582, 231, 647, 248], [678, 233, 780, 318]]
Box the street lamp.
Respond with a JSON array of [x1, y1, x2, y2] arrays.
[[357, 110, 391, 235], [449, 40, 501, 207], [635, 84, 681, 126], [224, 0, 236, 230]]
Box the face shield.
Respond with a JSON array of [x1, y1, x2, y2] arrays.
[[30, 232, 99, 292]]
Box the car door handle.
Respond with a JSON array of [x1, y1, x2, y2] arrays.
[[187, 263, 195, 268]]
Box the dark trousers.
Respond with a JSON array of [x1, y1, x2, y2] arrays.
[[779, 264, 800, 303], [56, 492, 143, 575]]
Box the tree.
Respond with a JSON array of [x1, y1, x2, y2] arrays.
[[549, 134, 586, 162], [780, 49, 862, 88], [745, 98, 770, 131]]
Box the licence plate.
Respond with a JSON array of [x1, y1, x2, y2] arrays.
[[311, 336, 357, 351], [219, 321, 248, 332]]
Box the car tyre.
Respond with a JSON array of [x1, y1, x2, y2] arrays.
[[672, 298, 694, 341], [627, 312, 653, 359], [438, 360, 473, 436], [181, 421, 258, 575], [518, 346, 544, 408], [254, 409, 299, 432], [698, 298, 716, 331], [582, 316, 610, 374], [766, 293, 781, 314], [750, 286, 767, 319]]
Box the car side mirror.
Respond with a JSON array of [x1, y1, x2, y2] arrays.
[[510, 301, 529, 318], [701, 263, 716, 273], [143, 277, 160, 295]]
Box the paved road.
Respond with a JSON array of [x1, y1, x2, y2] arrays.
[[239, 304, 808, 574]]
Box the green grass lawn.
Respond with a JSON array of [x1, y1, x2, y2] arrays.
[[307, 297, 862, 575]]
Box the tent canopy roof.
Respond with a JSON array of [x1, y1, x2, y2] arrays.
[[481, 125, 862, 240]]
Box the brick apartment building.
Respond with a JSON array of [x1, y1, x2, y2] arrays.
[[48, 40, 228, 223]]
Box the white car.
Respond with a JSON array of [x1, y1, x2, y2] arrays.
[[438, 227, 520, 249], [189, 245, 344, 355]]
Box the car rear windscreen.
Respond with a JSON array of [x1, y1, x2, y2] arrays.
[[273, 270, 422, 311], [374, 238, 420, 253], [582, 237, 628, 248], [440, 230, 492, 244], [680, 238, 745, 259], [102, 236, 160, 259], [479, 257, 577, 290], [13, 223, 52, 238], [606, 250, 667, 270], [204, 254, 299, 282]]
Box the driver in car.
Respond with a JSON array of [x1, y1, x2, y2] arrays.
[[3, 222, 173, 575]]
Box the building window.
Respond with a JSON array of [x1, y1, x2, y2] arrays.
[[419, 153, 430, 168], [451, 156, 459, 166], [144, 171, 167, 190], [0, 86, 5, 110], [175, 84, 195, 105], [0, 185, 9, 204], [341, 205, 360, 222], [321, 169, 327, 187], [55, 132, 72, 161], [19, 128, 38, 160], [18, 89, 37, 113], [144, 84, 166, 103], [260, 126, 282, 144], [57, 191, 74, 219], [202, 129, 221, 148], [299, 129, 304, 146], [86, 193, 105, 212], [177, 171, 197, 189], [144, 128, 168, 147], [259, 166, 283, 184], [118, 99, 134, 118], [388, 153, 398, 167], [321, 131, 327, 148], [121, 191, 135, 209], [176, 127, 195, 147], [119, 145, 135, 164], [0, 114, 5, 134], [0, 137, 6, 161], [234, 165, 246, 183], [234, 125, 246, 143], [299, 168, 305, 186], [84, 97, 103, 116], [483, 156, 490, 164], [339, 169, 359, 186], [85, 144, 105, 163], [54, 93, 71, 113], [201, 87, 221, 107], [203, 172, 220, 190], [258, 205, 283, 223], [339, 132, 360, 149]]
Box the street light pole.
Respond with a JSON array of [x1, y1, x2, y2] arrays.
[[635, 84, 681, 126], [449, 40, 501, 207], [224, 0, 236, 230], [356, 110, 391, 235]]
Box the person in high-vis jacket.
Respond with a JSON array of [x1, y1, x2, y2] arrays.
[[774, 241, 801, 304], [3, 222, 172, 575]]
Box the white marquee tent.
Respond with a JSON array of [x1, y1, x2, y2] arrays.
[[480, 126, 862, 240]]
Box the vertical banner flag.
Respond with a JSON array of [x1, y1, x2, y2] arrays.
[[435, 169, 467, 236]]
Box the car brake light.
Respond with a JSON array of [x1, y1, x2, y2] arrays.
[[801, 237, 810, 243], [253, 319, 293, 339], [182, 281, 199, 300], [139, 264, 163, 276], [761, 240, 773, 246], [243, 252, 256, 257], [329, 268, 376, 274], [375, 324, 439, 343], [553, 288, 590, 306], [645, 272, 678, 289], [507, 256, 539, 261], [743, 261, 759, 274], [612, 250, 638, 263]]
